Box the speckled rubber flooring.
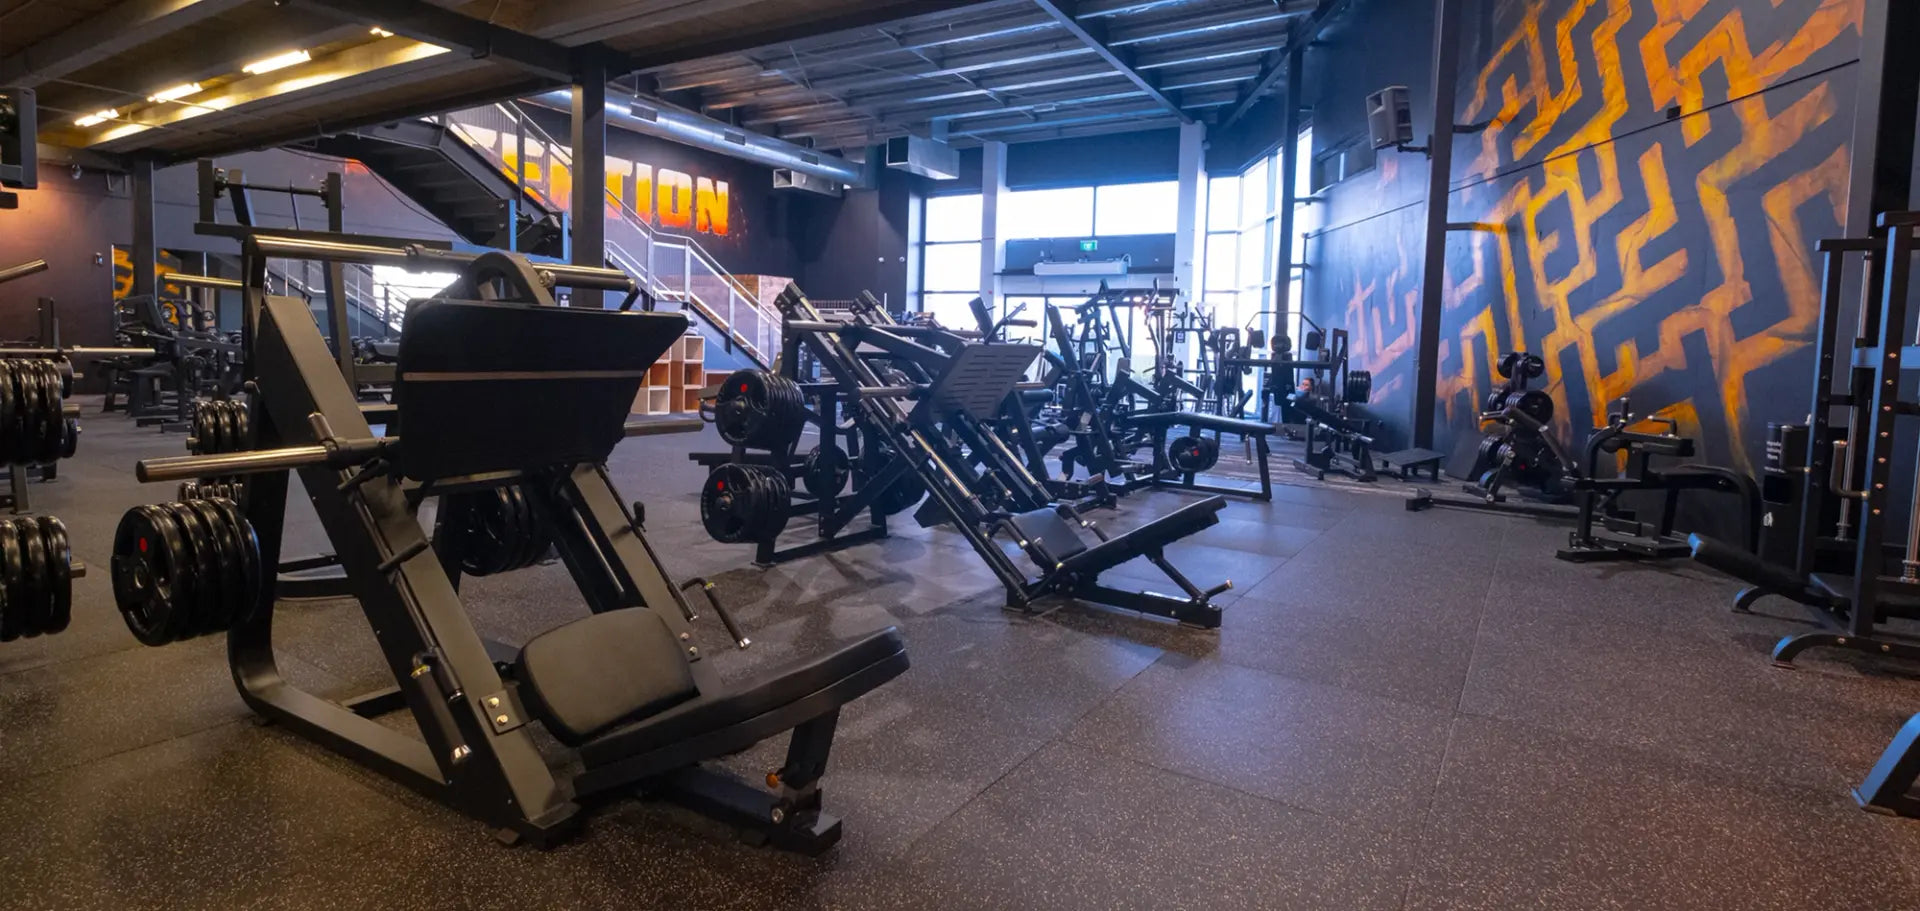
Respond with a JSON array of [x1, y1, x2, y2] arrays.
[[6, 401, 1920, 910]]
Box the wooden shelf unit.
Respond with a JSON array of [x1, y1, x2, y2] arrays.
[[634, 333, 710, 415]]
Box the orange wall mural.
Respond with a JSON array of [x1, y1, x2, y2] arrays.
[[1307, 0, 1864, 473]]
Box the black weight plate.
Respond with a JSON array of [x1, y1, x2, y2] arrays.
[[0, 521, 15, 643], [752, 466, 793, 541], [700, 464, 759, 543], [15, 361, 43, 464], [61, 418, 77, 459], [185, 499, 239, 632], [164, 502, 219, 639], [36, 516, 70, 635], [802, 445, 851, 500], [0, 518, 21, 642], [14, 516, 46, 637], [0, 363, 17, 463], [112, 506, 189, 645], [208, 498, 263, 625], [230, 401, 250, 449], [37, 362, 63, 464]]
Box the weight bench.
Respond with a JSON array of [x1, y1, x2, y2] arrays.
[[1006, 495, 1232, 628], [1121, 410, 1276, 501], [153, 246, 911, 853]]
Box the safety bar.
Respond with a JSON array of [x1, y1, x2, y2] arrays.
[[0, 260, 48, 285], [0, 346, 158, 358], [249, 235, 637, 293]]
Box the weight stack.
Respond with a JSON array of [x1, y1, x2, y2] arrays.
[[1757, 423, 1847, 572]]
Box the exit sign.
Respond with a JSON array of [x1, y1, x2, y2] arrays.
[[1079, 239, 1098, 253]]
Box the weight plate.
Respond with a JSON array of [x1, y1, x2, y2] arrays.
[[37, 362, 63, 464], [208, 498, 262, 625], [802, 445, 851, 500], [230, 401, 250, 449], [0, 363, 18, 463], [61, 418, 78, 459], [185, 499, 239, 633], [507, 485, 540, 572], [701, 464, 765, 543], [15, 362, 43, 464], [36, 516, 70, 635], [15, 516, 46, 637], [0, 522, 15, 643], [0, 518, 22, 642], [165, 502, 221, 639], [113, 507, 187, 644], [753, 467, 793, 541]]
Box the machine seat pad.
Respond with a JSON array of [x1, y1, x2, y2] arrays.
[[518, 610, 700, 745], [1060, 496, 1228, 578], [1008, 507, 1096, 563], [1124, 410, 1275, 436], [1020, 388, 1056, 407], [578, 626, 908, 768]]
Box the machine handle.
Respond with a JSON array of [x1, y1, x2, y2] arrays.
[[0, 260, 48, 285], [1828, 439, 1869, 500]]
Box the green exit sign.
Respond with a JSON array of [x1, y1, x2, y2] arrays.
[[1079, 239, 1098, 253]]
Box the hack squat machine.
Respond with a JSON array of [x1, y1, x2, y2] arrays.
[[692, 287, 1235, 628], [104, 229, 909, 852]]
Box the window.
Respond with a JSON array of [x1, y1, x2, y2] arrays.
[[918, 193, 984, 313], [925, 194, 983, 243], [1206, 175, 1239, 231], [922, 293, 981, 331], [1093, 181, 1177, 236], [1002, 187, 1094, 239], [922, 243, 982, 294]]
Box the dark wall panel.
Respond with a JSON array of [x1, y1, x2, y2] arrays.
[[1304, 0, 1866, 476]]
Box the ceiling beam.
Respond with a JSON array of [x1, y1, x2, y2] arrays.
[[0, 0, 250, 88], [282, 0, 617, 82], [1029, 0, 1190, 121], [1221, 0, 1345, 127]]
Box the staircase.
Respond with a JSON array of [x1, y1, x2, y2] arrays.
[[306, 119, 566, 258], [444, 103, 779, 372]]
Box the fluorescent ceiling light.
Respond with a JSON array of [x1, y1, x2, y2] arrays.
[[147, 82, 203, 103], [370, 27, 394, 37], [243, 49, 311, 75], [74, 108, 119, 127]]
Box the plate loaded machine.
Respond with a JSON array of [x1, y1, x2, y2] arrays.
[[1407, 352, 1576, 513], [1691, 216, 1920, 666], [690, 295, 922, 566], [108, 232, 909, 851], [770, 284, 1233, 627], [1044, 299, 1278, 502], [1279, 324, 1382, 482], [1552, 398, 1761, 562]]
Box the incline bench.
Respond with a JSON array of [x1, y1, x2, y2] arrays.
[[1120, 409, 1277, 501]]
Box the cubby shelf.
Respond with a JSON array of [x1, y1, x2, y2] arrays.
[[633, 333, 711, 415]]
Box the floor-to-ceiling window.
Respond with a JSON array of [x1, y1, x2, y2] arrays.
[[918, 193, 984, 329]]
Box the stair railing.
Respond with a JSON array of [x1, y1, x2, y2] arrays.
[[447, 103, 778, 369]]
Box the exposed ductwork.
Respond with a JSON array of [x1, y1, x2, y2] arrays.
[[525, 90, 866, 188]]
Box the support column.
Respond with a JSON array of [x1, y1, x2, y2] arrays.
[[1410, 0, 1464, 449], [1272, 43, 1304, 335], [570, 61, 607, 304], [979, 140, 1008, 316], [1845, 0, 1919, 241], [129, 157, 157, 299], [1173, 122, 1205, 313]]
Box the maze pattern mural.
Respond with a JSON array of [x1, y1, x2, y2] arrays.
[[1315, 0, 1863, 471]]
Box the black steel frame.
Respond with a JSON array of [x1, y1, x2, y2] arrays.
[[144, 231, 889, 850]]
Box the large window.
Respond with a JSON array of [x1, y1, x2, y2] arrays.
[[1093, 181, 1177, 236], [1002, 187, 1094, 239], [1198, 126, 1314, 348], [919, 193, 984, 329]]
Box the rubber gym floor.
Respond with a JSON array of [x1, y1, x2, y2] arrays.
[[6, 406, 1920, 911]]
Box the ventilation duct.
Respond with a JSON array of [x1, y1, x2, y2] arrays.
[[525, 91, 865, 187]]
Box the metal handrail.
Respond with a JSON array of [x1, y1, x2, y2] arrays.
[[451, 102, 778, 368]]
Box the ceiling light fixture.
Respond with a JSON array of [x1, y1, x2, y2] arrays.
[[147, 82, 203, 103], [243, 49, 311, 75], [74, 108, 119, 127], [370, 26, 394, 37]]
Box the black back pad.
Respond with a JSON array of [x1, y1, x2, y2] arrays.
[[395, 300, 688, 480]]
